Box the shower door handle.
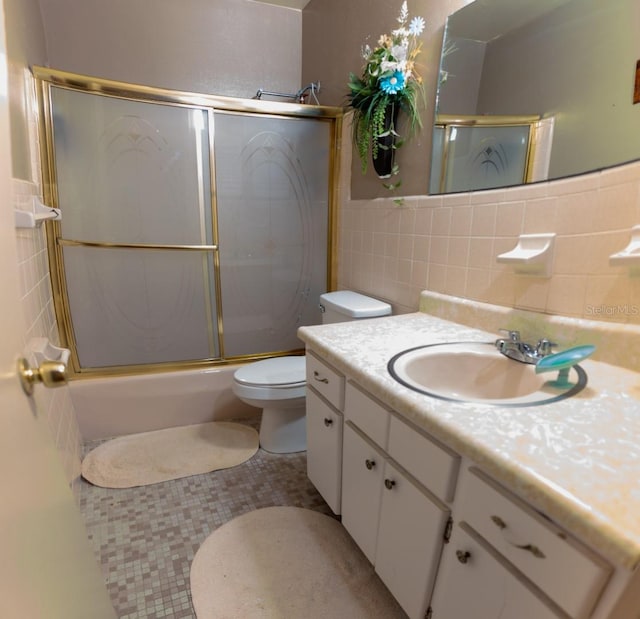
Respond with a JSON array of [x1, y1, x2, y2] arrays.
[[17, 358, 67, 396]]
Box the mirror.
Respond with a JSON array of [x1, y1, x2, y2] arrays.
[[431, 0, 640, 193]]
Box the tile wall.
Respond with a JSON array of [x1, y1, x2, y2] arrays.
[[13, 178, 84, 501], [338, 140, 640, 326]]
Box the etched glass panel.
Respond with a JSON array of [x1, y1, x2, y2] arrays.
[[51, 87, 212, 245], [444, 124, 530, 192], [214, 112, 330, 357], [64, 247, 217, 367]]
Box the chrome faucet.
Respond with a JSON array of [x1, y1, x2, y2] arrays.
[[495, 330, 556, 364]]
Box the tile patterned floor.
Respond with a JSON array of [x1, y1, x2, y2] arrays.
[[79, 421, 333, 618]]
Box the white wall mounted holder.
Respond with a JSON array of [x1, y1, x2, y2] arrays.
[[609, 225, 640, 270], [14, 195, 61, 228], [496, 233, 556, 277], [26, 337, 71, 368]]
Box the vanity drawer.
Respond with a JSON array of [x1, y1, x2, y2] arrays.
[[387, 414, 459, 503], [344, 381, 390, 449], [306, 352, 345, 410], [460, 467, 611, 619]]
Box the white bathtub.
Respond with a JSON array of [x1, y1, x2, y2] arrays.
[[69, 365, 259, 441]]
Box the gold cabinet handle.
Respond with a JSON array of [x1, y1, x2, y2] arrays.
[[17, 358, 67, 396], [490, 514, 546, 559], [384, 478, 396, 490], [365, 459, 376, 470]]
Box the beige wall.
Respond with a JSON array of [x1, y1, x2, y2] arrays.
[[303, 0, 469, 200], [38, 0, 302, 99], [338, 127, 640, 327], [478, 0, 640, 179], [4, 0, 46, 180]]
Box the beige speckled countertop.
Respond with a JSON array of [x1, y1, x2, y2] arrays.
[[298, 301, 640, 571]]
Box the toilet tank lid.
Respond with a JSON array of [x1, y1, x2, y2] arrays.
[[320, 291, 391, 318]]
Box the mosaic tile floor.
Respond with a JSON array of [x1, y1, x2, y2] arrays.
[[79, 421, 333, 619]]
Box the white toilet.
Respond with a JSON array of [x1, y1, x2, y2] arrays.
[[232, 291, 392, 453]]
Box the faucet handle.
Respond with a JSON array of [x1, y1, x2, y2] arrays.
[[535, 339, 556, 356], [498, 329, 521, 342]]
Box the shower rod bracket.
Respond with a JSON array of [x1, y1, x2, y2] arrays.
[[254, 81, 321, 104]]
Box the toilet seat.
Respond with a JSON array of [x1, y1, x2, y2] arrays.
[[234, 356, 306, 388], [232, 356, 306, 402]]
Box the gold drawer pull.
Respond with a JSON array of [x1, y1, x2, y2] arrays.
[[313, 370, 329, 384], [491, 514, 546, 559]]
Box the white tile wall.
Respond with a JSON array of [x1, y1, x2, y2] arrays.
[[13, 178, 83, 502]]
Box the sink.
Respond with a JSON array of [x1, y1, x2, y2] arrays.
[[387, 342, 587, 406]]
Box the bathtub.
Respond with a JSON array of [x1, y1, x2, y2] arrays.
[[69, 365, 259, 441]]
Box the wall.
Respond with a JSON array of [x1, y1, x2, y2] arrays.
[[477, 0, 640, 180], [37, 0, 302, 99], [5, 0, 85, 499], [302, 0, 470, 200], [338, 125, 640, 328]]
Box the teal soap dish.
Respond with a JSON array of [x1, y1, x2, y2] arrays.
[[535, 345, 596, 387]]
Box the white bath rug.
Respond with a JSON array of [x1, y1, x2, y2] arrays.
[[190, 506, 406, 618], [81, 421, 259, 488]]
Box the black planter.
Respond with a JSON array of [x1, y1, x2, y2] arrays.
[[372, 105, 400, 179]]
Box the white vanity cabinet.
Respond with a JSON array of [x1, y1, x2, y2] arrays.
[[430, 466, 613, 619], [305, 352, 345, 514], [303, 349, 634, 619], [341, 382, 457, 619]]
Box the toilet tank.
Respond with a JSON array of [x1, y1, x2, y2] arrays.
[[319, 291, 392, 324]]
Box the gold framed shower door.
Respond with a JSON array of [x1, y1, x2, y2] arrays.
[[34, 67, 343, 378]]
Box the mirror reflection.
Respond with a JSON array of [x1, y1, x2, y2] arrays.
[[430, 0, 640, 194]]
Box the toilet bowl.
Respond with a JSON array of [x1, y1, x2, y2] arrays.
[[232, 356, 307, 454], [232, 291, 392, 454]]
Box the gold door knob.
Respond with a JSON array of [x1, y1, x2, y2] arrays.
[[17, 357, 67, 396]]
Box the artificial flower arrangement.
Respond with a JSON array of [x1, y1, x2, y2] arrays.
[[347, 1, 426, 187]]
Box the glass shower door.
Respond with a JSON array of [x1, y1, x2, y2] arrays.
[[51, 87, 219, 368], [214, 112, 331, 357]]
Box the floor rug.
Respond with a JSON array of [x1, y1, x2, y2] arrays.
[[81, 421, 259, 488], [190, 506, 406, 618]]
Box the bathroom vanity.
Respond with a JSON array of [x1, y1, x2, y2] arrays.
[[299, 299, 640, 619]]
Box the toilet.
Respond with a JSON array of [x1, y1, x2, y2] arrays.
[[232, 291, 392, 453]]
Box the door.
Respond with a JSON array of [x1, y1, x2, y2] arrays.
[[0, 5, 115, 618], [305, 388, 343, 514], [341, 422, 384, 563], [430, 523, 565, 619], [374, 461, 450, 619]]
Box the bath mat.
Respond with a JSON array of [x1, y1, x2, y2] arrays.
[[81, 421, 259, 488], [190, 506, 406, 618]]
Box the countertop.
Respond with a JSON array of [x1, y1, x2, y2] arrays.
[[298, 310, 640, 571]]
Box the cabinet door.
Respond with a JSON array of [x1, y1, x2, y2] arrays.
[[306, 387, 343, 514], [341, 423, 385, 563], [430, 523, 566, 619], [375, 461, 451, 619]]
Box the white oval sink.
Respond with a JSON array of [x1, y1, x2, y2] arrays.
[[388, 342, 587, 406]]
